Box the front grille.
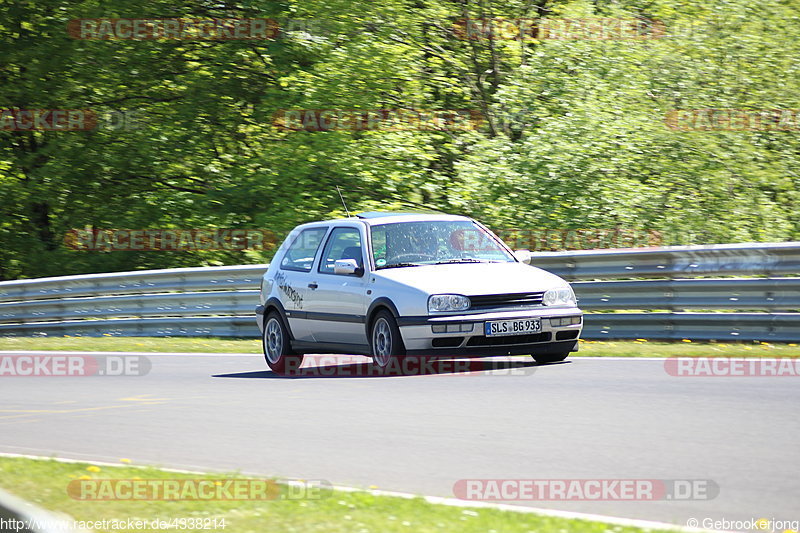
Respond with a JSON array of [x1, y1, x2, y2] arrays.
[[468, 292, 545, 310], [467, 332, 551, 346]]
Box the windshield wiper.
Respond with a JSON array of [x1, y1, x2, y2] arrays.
[[434, 258, 491, 264], [377, 262, 425, 269]]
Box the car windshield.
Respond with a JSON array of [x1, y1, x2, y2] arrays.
[[370, 220, 515, 269]]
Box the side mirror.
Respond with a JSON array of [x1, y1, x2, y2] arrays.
[[334, 258, 364, 276], [514, 249, 532, 265]]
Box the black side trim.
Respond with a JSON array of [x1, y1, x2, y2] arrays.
[[396, 316, 433, 326], [255, 305, 265, 315], [396, 315, 491, 326], [290, 340, 372, 356], [285, 311, 366, 324]]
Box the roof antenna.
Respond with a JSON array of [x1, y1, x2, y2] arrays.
[[336, 185, 351, 218]]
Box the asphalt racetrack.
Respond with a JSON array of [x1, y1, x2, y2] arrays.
[[1, 352, 798, 529]]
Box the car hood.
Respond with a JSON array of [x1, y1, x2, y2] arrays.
[[374, 262, 568, 295]]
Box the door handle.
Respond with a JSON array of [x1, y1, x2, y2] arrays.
[[308, 282, 318, 289]]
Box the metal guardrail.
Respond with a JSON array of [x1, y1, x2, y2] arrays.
[[582, 313, 800, 342], [1, 280, 798, 325], [0, 316, 260, 338], [0, 291, 259, 324], [3, 313, 797, 342], [0, 243, 798, 341], [574, 278, 800, 311], [0, 265, 266, 303], [533, 242, 800, 280]]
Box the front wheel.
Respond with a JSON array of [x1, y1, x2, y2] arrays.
[[370, 310, 406, 369], [532, 352, 570, 364], [263, 311, 303, 374]]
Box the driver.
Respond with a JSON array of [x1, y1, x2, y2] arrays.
[[410, 227, 438, 258]]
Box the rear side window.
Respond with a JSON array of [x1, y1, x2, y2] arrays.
[[280, 227, 328, 272]]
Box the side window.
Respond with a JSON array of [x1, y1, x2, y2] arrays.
[[280, 227, 328, 272], [318, 227, 363, 274]]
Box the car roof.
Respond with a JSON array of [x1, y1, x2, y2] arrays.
[[291, 212, 474, 232], [357, 211, 424, 219], [355, 211, 471, 224]]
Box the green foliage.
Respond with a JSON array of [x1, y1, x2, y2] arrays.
[[1, 0, 799, 279]]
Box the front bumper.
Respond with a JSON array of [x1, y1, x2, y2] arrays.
[[399, 307, 583, 356]]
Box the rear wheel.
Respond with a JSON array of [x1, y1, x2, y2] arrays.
[[532, 352, 570, 364], [370, 310, 406, 369], [263, 311, 303, 374]]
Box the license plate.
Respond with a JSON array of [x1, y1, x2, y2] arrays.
[[485, 318, 541, 337]]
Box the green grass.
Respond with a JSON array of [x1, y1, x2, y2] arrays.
[[1, 335, 798, 357], [0, 457, 676, 533]]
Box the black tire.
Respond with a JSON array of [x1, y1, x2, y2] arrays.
[[263, 310, 303, 374], [370, 310, 406, 369], [532, 352, 570, 364]]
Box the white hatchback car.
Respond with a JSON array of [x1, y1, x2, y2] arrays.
[[256, 212, 582, 373]]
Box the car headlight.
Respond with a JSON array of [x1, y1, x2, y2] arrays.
[[542, 287, 577, 307], [428, 294, 471, 312]]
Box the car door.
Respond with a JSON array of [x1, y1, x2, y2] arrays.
[[303, 225, 370, 347], [274, 225, 329, 342]]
